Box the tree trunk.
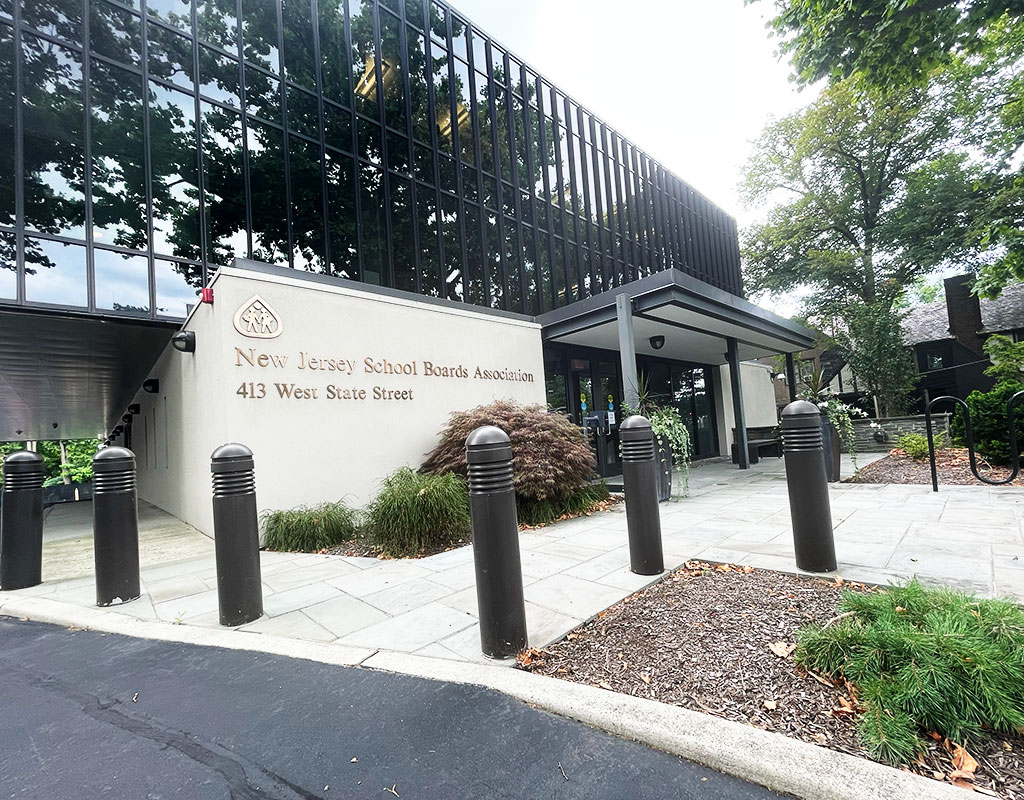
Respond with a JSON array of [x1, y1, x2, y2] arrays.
[[59, 440, 71, 485]]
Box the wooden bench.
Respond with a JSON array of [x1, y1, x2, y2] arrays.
[[731, 438, 783, 465]]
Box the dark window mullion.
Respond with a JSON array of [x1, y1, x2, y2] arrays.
[[509, 62, 528, 313], [310, 0, 331, 275], [587, 115, 607, 292], [422, 0, 445, 297], [598, 125, 618, 287], [447, 13, 469, 301], [574, 106, 597, 293], [561, 95, 584, 296], [466, 29, 486, 307], [83, 2, 96, 312], [12, 5, 25, 303], [520, 72, 543, 313], [549, 91, 572, 303], [610, 135, 631, 284], [396, 0, 421, 294], [370, 1, 395, 288], [193, 0, 211, 282], [341, 0, 365, 282], [534, 83, 556, 310]]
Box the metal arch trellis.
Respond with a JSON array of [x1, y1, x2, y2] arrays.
[[924, 393, 1024, 492]]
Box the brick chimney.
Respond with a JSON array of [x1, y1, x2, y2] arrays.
[[944, 275, 985, 356]]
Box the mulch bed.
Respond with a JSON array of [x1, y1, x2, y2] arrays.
[[518, 563, 1024, 799], [851, 447, 1024, 486], [322, 495, 622, 559]]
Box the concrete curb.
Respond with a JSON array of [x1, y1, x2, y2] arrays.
[[0, 595, 963, 800]]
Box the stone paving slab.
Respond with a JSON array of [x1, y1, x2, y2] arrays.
[[11, 452, 1024, 663]]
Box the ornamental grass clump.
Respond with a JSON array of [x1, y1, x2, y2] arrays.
[[795, 580, 1024, 766], [364, 468, 470, 557], [421, 400, 597, 505], [260, 501, 359, 552]]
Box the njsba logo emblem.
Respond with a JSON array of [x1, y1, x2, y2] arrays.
[[233, 295, 283, 339]]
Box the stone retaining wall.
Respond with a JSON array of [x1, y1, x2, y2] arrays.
[[844, 414, 951, 453]]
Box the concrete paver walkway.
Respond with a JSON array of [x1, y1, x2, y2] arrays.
[[10, 452, 1024, 662]]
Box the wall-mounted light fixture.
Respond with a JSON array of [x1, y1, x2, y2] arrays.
[[127, 403, 140, 415], [649, 335, 666, 350], [143, 379, 160, 394], [172, 330, 196, 353], [121, 414, 132, 424]]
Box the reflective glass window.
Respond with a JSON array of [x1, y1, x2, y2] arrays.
[[389, 173, 415, 291], [536, 230, 551, 311], [22, 0, 82, 42], [0, 24, 15, 227], [318, 0, 350, 107], [246, 121, 289, 265], [282, 0, 316, 90], [91, 59, 147, 251], [357, 116, 382, 163], [349, 0, 378, 118], [201, 103, 246, 265], [90, 1, 142, 67], [286, 85, 319, 138], [149, 82, 200, 260], [441, 193, 461, 300], [413, 142, 434, 185], [22, 35, 85, 240], [147, 21, 195, 92], [386, 130, 410, 174], [0, 231, 15, 298], [358, 163, 385, 284], [429, 1, 445, 45], [154, 258, 200, 317], [94, 249, 150, 315], [461, 163, 477, 203], [450, 17, 468, 62], [325, 150, 357, 278], [324, 102, 352, 152], [245, 66, 280, 122], [521, 223, 537, 313], [458, 201, 479, 305], [504, 218, 522, 312], [485, 210, 501, 309], [199, 45, 240, 107], [197, 0, 238, 51], [415, 184, 440, 295], [407, 27, 430, 142], [379, 12, 406, 131], [147, 0, 192, 31], [406, 0, 425, 30], [241, 0, 280, 73], [24, 237, 86, 307], [431, 42, 455, 158], [451, 62, 473, 166], [289, 135, 326, 272], [474, 70, 493, 174]]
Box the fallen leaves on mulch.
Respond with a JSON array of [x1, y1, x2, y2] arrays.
[[518, 562, 1024, 799], [852, 447, 1024, 486]]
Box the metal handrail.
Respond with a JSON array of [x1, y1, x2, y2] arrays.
[[924, 393, 1024, 492]]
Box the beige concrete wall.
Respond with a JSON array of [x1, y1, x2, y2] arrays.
[[131, 266, 546, 535], [716, 361, 780, 455]]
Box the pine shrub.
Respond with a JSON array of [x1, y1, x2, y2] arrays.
[[950, 381, 1024, 466], [261, 501, 359, 552], [421, 400, 597, 503], [364, 468, 470, 557], [795, 581, 1024, 765]]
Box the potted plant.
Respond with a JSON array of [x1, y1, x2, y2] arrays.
[[627, 376, 693, 501]]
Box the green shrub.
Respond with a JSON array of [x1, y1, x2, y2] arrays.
[[795, 581, 1024, 765], [364, 468, 470, 557], [421, 400, 596, 503], [516, 481, 610, 526], [261, 501, 359, 552], [897, 432, 945, 460], [950, 380, 1024, 466]]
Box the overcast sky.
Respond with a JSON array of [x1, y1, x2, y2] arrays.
[[449, 0, 818, 229]]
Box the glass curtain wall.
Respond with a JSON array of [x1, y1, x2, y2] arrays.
[[0, 0, 743, 322]]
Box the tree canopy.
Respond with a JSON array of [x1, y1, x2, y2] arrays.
[[741, 75, 985, 314]]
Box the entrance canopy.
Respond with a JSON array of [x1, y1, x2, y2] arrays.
[[538, 268, 814, 364]]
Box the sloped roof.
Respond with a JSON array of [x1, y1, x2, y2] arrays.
[[903, 299, 950, 345], [902, 282, 1024, 345], [980, 282, 1024, 335]]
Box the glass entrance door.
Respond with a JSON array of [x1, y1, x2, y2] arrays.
[[568, 357, 622, 478]]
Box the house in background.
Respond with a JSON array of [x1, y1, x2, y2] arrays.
[[903, 275, 1024, 406]]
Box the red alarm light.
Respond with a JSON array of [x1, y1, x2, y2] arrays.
[[201, 287, 214, 303]]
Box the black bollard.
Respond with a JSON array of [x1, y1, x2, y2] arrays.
[[466, 426, 528, 659], [92, 446, 141, 606], [781, 400, 837, 572], [211, 443, 263, 626], [0, 450, 45, 590], [619, 416, 665, 576]]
